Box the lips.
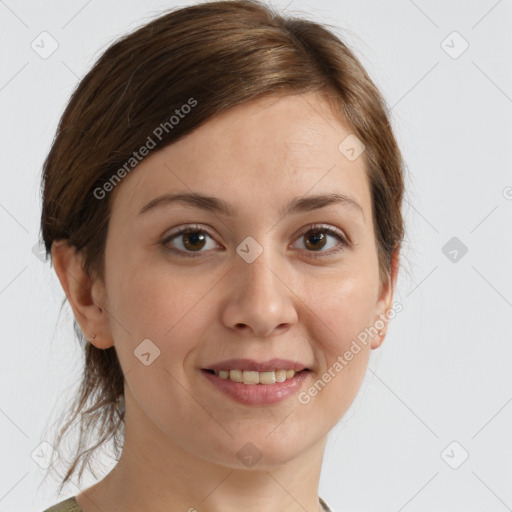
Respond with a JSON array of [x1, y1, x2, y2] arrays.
[[201, 365, 311, 405], [203, 358, 310, 373]]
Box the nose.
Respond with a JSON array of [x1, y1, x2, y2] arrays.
[[220, 243, 298, 338]]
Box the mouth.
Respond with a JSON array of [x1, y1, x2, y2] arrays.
[[202, 368, 311, 385], [201, 357, 311, 385], [201, 367, 312, 405]]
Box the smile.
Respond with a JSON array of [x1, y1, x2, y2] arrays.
[[201, 369, 311, 405], [207, 368, 300, 384]]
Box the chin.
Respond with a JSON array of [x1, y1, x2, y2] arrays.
[[207, 430, 313, 470]]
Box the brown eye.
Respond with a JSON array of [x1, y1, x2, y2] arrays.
[[294, 225, 349, 258], [304, 231, 328, 251], [181, 231, 207, 251], [162, 225, 219, 257]]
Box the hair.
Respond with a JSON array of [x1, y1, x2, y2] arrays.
[[40, 0, 405, 492]]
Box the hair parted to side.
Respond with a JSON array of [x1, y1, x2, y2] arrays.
[[40, 0, 405, 492]]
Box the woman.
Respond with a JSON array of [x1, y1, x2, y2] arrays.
[[41, 1, 404, 510]]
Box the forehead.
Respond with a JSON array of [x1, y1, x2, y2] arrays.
[[110, 92, 371, 220]]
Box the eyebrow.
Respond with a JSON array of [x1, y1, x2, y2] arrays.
[[139, 191, 365, 221]]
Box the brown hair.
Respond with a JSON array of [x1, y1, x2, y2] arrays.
[[40, 0, 405, 492]]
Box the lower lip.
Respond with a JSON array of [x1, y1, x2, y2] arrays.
[[201, 369, 311, 406]]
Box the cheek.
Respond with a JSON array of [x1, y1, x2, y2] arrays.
[[299, 268, 376, 419], [310, 264, 378, 349], [106, 261, 220, 367], [106, 266, 211, 417]]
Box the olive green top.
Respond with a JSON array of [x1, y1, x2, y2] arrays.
[[43, 495, 335, 511], [43, 497, 82, 512]]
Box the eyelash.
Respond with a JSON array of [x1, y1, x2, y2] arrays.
[[161, 223, 349, 259]]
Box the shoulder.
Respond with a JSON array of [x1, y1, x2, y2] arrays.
[[43, 496, 82, 512]]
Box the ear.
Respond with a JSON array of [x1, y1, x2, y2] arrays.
[[51, 239, 114, 349], [371, 249, 400, 350]]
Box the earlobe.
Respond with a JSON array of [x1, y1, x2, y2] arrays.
[[371, 331, 385, 350], [51, 240, 114, 349]]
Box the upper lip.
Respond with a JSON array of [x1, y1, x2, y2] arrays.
[[203, 358, 309, 372]]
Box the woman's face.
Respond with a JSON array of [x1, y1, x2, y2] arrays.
[[97, 92, 395, 468]]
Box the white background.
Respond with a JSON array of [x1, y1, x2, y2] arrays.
[[1, 1, 511, 511]]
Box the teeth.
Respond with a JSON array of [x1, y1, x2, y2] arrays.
[[275, 370, 287, 383], [216, 369, 299, 384]]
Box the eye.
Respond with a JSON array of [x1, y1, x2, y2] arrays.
[[161, 224, 220, 258], [292, 224, 349, 258]]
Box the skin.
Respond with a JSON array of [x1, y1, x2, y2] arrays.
[[52, 91, 398, 512]]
